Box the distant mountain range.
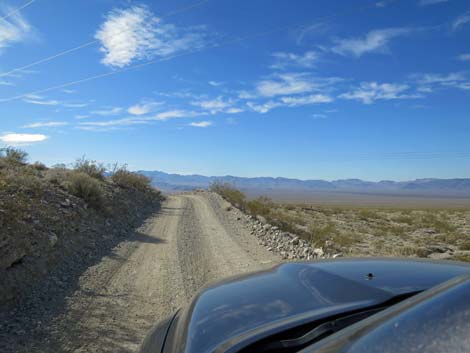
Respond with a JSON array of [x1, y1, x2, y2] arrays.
[[139, 170, 470, 197]]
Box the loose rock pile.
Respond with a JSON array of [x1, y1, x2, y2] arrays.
[[209, 192, 342, 261]]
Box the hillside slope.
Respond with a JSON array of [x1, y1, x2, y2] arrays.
[[0, 152, 162, 306]]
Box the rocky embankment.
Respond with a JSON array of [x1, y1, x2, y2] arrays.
[[207, 192, 341, 260], [0, 164, 162, 309]]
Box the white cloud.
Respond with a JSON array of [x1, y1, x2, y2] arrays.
[[189, 121, 212, 128], [332, 28, 410, 57], [452, 12, 470, 31], [255, 73, 340, 98], [0, 8, 33, 53], [458, 54, 470, 61], [23, 121, 68, 128], [128, 100, 162, 115], [78, 117, 149, 127], [208, 80, 223, 87], [0, 80, 13, 86], [21, 94, 88, 108], [415, 72, 470, 90], [154, 109, 203, 121], [419, 0, 448, 5], [191, 96, 236, 114], [0, 133, 47, 144], [95, 5, 205, 68], [22, 94, 59, 106], [256, 73, 315, 97], [340, 82, 419, 104], [280, 94, 333, 106], [225, 107, 244, 114], [271, 51, 318, 69], [75, 115, 90, 119], [63, 102, 89, 108], [91, 107, 123, 116], [246, 101, 281, 114], [312, 114, 327, 119]]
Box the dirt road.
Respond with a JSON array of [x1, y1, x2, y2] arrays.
[[7, 192, 279, 353]]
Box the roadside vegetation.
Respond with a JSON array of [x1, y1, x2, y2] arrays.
[[210, 182, 470, 262], [0, 148, 162, 305]]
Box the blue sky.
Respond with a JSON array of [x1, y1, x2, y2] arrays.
[[0, 0, 469, 181]]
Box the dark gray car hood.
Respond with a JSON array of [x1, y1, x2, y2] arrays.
[[156, 259, 470, 353]]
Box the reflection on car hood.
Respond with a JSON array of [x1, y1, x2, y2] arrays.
[[163, 259, 470, 353]]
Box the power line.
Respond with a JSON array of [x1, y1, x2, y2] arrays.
[[0, 0, 36, 22], [0, 0, 210, 78], [0, 0, 389, 103]]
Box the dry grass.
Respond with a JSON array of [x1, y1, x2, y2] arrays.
[[213, 183, 470, 261]]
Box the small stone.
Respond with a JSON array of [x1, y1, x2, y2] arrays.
[[313, 248, 324, 258], [48, 233, 58, 247]]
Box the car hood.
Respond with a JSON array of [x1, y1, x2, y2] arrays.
[[157, 259, 470, 353]]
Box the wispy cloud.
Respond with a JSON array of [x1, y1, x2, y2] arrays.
[[95, 5, 206, 68], [128, 100, 163, 115], [0, 133, 47, 144], [22, 94, 89, 108], [332, 28, 410, 57], [191, 96, 237, 114], [256, 73, 315, 97], [0, 7, 33, 54], [452, 12, 470, 31], [63, 102, 89, 108], [246, 101, 281, 114], [75, 115, 90, 119], [271, 51, 318, 69], [280, 94, 333, 106], [419, 0, 448, 6], [295, 23, 329, 45], [208, 80, 223, 87], [154, 109, 204, 121], [458, 54, 470, 61], [22, 94, 59, 106], [189, 121, 212, 128], [340, 82, 419, 104], [91, 107, 123, 116], [78, 117, 149, 128], [415, 72, 470, 91], [255, 73, 340, 98], [23, 121, 68, 128]]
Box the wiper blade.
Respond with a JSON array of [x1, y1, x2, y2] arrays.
[[257, 308, 383, 353]]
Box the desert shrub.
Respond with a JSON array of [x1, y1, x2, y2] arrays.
[[210, 182, 246, 208], [459, 241, 470, 251], [391, 214, 414, 225], [67, 172, 103, 208], [454, 254, 470, 263], [74, 156, 106, 180], [309, 223, 337, 244], [32, 161, 47, 171], [246, 196, 273, 216], [51, 163, 67, 169], [358, 209, 381, 221], [0, 147, 28, 165], [420, 213, 457, 233], [111, 166, 152, 191]]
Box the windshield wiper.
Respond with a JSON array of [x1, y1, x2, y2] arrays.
[[254, 308, 384, 353]]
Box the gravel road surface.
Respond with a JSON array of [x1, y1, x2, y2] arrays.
[[4, 192, 279, 353]]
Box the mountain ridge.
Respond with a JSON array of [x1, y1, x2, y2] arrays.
[[139, 170, 470, 196]]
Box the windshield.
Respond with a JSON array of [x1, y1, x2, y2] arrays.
[[1, 1, 469, 353]]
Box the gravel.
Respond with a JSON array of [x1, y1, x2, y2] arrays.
[[0, 192, 279, 353]]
